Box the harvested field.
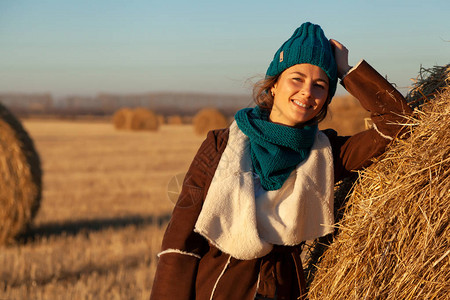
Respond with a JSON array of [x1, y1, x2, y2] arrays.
[[320, 95, 370, 135], [0, 120, 204, 299]]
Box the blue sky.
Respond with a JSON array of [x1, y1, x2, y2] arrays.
[[0, 0, 449, 98]]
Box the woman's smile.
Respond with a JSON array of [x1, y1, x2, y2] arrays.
[[291, 99, 310, 109]]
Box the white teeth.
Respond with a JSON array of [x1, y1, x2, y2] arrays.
[[292, 100, 308, 108]]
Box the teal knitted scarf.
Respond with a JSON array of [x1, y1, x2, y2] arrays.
[[234, 106, 318, 191]]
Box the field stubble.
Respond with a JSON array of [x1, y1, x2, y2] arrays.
[[1, 120, 204, 299]]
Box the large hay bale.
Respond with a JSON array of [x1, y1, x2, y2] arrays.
[[192, 108, 228, 136], [302, 174, 358, 287], [112, 107, 133, 130], [309, 86, 450, 299], [406, 64, 450, 109], [130, 107, 159, 131], [0, 102, 42, 245]]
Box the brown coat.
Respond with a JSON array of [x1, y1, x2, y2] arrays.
[[150, 60, 412, 300]]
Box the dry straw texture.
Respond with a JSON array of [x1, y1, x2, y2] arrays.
[[302, 174, 358, 287], [309, 86, 450, 299], [406, 64, 450, 109], [193, 108, 228, 136], [0, 103, 42, 245]]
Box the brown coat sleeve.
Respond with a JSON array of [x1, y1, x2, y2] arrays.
[[150, 128, 229, 300], [325, 60, 413, 182]]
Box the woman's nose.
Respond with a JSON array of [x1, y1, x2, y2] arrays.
[[300, 82, 312, 98]]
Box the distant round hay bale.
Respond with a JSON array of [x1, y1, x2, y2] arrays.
[[112, 107, 133, 130], [193, 108, 228, 136], [167, 115, 183, 125], [130, 107, 159, 131], [309, 86, 450, 299], [0, 102, 42, 245]]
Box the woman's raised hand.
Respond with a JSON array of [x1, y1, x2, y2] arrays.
[[329, 39, 351, 79]]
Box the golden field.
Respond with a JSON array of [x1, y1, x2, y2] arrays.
[[1, 120, 205, 299], [0, 96, 368, 299]]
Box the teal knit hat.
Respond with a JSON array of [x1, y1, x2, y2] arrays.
[[266, 22, 338, 98]]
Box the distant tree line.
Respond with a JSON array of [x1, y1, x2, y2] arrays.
[[0, 92, 253, 118]]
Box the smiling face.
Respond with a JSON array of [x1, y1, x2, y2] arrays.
[[269, 64, 329, 127]]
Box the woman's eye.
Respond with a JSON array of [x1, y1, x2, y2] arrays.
[[314, 83, 325, 89]]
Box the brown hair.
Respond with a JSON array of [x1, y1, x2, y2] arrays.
[[252, 75, 331, 127]]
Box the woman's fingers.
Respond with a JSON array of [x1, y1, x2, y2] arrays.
[[329, 39, 351, 79], [329, 39, 346, 51]]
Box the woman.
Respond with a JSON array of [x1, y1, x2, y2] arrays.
[[150, 22, 412, 300]]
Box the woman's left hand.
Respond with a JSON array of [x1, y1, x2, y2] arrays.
[[329, 39, 351, 79]]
